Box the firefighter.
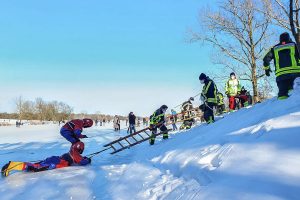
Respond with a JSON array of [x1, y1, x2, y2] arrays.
[[199, 73, 218, 124], [216, 92, 226, 115], [149, 105, 168, 145], [225, 72, 242, 112], [180, 97, 194, 130], [263, 32, 300, 99]]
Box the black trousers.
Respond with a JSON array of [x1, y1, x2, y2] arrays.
[[149, 124, 168, 145], [203, 103, 215, 123], [216, 104, 225, 114], [277, 78, 295, 98]]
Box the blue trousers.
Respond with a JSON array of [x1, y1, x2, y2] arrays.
[[60, 128, 79, 143]]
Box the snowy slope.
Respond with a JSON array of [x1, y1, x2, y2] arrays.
[[1, 94, 300, 200]]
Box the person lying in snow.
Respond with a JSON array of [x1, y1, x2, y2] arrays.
[[1, 141, 91, 177]]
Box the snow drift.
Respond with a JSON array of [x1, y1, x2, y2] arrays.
[[1, 93, 300, 200]]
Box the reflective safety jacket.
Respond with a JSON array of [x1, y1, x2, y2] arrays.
[[201, 78, 217, 104], [217, 92, 225, 105], [263, 42, 300, 81], [225, 79, 241, 96], [150, 108, 165, 125], [181, 100, 193, 111]]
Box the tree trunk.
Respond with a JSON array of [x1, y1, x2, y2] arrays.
[[290, 0, 300, 49]]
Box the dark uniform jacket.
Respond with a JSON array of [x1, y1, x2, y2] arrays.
[[150, 108, 165, 125], [201, 78, 217, 105], [263, 41, 300, 81]]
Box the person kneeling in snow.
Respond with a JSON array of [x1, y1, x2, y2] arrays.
[[1, 141, 91, 177], [60, 118, 93, 144]]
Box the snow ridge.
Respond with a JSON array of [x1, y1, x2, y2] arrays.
[[1, 94, 300, 200]]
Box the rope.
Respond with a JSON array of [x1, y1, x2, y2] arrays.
[[86, 147, 112, 158], [173, 92, 201, 109]]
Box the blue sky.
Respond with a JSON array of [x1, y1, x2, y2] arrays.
[[0, 0, 218, 116]]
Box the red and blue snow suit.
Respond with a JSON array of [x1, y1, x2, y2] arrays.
[[26, 156, 70, 172], [26, 142, 91, 172], [60, 119, 87, 144]]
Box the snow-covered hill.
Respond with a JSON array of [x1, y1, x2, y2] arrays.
[[1, 93, 300, 200]]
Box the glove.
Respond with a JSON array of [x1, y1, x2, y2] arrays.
[[149, 125, 156, 131], [86, 157, 92, 164], [199, 104, 205, 112], [225, 92, 230, 98], [80, 134, 88, 138], [80, 157, 91, 165], [265, 69, 271, 77]]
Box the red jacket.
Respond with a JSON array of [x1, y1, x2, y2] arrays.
[[62, 119, 84, 136]]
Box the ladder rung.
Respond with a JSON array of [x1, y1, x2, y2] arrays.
[[124, 138, 131, 145], [138, 133, 144, 140], [131, 135, 138, 142], [118, 141, 124, 148], [144, 131, 150, 137], [110, 144, 116, 151]]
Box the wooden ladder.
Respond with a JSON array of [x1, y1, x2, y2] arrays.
[[103, 127, 171, 154]]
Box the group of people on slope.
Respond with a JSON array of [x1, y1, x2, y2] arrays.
[[198, 32, 300, 124], [3, 32, 300, 176]]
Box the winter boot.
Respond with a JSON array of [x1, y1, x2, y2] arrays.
[[149, 134, 156, 145], [1, 161, 26, 177]]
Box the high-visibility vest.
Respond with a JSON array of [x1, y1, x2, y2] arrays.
[[273, 43, 300, 77], [181, 101, 193, 111], [217, 93, 224, 105], [202, 80, 217, 104], [225, 79, 241, 96], [150, 111, 164, 125]]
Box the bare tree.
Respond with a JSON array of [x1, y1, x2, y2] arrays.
[[58, 102, 73, 122], [189, 0, 273, 102], [263, 0, 300, 48], [22, 100, 35, 120], [35, 97, 46, 121], [15, 96, 25, 122]]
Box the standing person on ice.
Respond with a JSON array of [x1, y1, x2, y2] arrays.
[[128, 112, 136, 134], [263, 32, 300, 100], [1, 141, 91, 177], [199, 73, 218, 124], [60, 118, 93, 144], [225, 72, 242, 112], [113, 115, 120, 131], [149, 105, 169, 145], [170, 109, 178, 131]]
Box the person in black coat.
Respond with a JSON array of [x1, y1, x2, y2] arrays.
[[263, 32, 300, 99], [128, 112, 136, 134], [149, 105, 168, 145], [199, 73, 218, 124]]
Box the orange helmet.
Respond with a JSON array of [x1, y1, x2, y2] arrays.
[[83, 118, 93, 128]]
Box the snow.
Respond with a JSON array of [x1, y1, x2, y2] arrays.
[[1, 93, 300, 200]]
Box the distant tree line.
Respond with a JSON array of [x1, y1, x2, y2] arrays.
[[0, 97, 131, 123], [14, 96, 73, 122]]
